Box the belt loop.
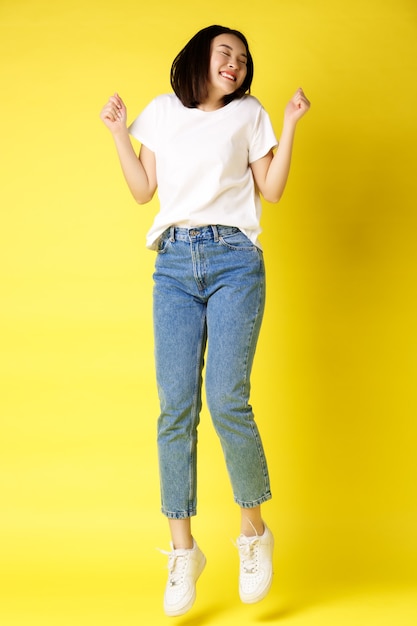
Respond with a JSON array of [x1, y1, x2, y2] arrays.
[[169, 226, 175, 242], [211, 225, 219, 242]]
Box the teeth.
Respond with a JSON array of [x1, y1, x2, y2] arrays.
[[221, 72, 236, 81]]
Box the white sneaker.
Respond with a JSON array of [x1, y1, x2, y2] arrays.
[[237, 524, 274, 603], [163, 540, 206, 617]]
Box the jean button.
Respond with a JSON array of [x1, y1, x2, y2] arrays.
[[189, 229, 198, 236]]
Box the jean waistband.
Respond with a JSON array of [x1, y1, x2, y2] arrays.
[[167, 225, 240, 243]]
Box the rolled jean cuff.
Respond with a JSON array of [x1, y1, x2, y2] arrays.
[[235, 492, 272, 509], [162, 508, 197, 520]]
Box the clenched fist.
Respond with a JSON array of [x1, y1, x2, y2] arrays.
[[100, 93, 128, 134], [284, 88, 311, 124]]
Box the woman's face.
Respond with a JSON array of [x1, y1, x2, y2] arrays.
[[206, 34, 248, 101]]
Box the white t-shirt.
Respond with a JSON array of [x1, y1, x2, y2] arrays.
[[128, 94, 278, 250]]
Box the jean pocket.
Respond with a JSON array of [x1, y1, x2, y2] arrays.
[[156, 231, 173, 254], [219, 229, 258, 251]]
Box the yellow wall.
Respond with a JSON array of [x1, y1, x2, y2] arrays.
[[1, 0, 417, 624]]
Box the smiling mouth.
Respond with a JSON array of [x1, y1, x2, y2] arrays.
[[220, 71, 237, 82]]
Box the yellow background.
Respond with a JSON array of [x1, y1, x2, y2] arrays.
[[1, 0, 417, 624]]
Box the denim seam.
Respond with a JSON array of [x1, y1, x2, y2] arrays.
[[187, 309, 207, 515], [239, 255, 270, 501]]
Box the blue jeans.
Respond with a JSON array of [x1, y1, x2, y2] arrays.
[[153, 225, 271, 519]]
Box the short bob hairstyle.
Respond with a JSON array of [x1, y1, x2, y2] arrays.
[[170, 25, 254, 108]]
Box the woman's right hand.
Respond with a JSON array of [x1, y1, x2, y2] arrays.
[[100, 93, 127, 133]]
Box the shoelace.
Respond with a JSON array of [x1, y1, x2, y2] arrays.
[[237, 536, 260, 574], [159, 548, 189, 587]]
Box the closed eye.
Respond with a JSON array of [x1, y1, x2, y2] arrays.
[[216, 44, 247, 65], [220, 51, 246, 65]]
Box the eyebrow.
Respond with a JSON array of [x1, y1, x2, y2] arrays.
[[217, 43, 247, 58]]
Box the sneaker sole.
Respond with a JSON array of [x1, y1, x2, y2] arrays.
[[239, 569, 273, 604]]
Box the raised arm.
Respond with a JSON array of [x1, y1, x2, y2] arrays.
[[250, 88, 310, 204], [100, 93, 157, 204]]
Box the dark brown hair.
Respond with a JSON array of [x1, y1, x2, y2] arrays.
[[170, 25, 254, 108]]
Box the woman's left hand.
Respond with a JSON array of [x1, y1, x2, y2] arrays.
[[284, 88, 311, 124]]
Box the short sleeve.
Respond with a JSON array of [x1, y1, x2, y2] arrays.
[[248, 105, 278, 164], [128, 98, 158, 152]]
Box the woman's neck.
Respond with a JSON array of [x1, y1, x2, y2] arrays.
[[197, 95, 225, 111]]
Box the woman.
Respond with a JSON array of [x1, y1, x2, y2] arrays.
[[100, 24, 310, 616]]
